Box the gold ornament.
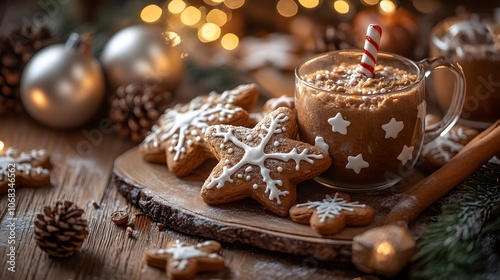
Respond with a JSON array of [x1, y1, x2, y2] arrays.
[[352, 224, 417, 277], [20, 33, 105, 129], [100, 25, 184, 92]]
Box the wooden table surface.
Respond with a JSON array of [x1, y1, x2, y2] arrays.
[[0, 87, 371, 280]]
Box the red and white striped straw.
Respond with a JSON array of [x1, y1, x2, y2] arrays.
[[358, 24, 382, 78]]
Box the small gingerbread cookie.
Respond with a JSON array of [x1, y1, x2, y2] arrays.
[[0, 147, 51, 194], [421, 118, 478, 171], [144, 240, 225, 280], [140, 84, 259, 177], [263, 95, 295, 115], [201, 107, 331, 216], [289, 192, 374, 235], [250, 95, 295, 124]]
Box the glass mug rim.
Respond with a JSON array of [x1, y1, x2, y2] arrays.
[[295, 49, 425, 97]]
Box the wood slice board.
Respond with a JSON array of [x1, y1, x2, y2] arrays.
[[112, 147, 426, 261]]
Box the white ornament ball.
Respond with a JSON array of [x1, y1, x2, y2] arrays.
[[20, 44, 105, 129], [100, 25, 184, 91]]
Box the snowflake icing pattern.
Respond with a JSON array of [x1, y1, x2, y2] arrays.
[[0, 148, 48, 181], [421, 127, 476, 161], [141, 84, 254, 162], [296, 193, 366, 223], [154, 240, 218, 271], [205, 112, 324, 204]]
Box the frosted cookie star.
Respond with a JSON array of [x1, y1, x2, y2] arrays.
[[139, 84, 259, 177], [201, 107, 331, 216]]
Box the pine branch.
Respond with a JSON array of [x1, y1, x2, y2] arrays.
[[410, 163, 500, 280]]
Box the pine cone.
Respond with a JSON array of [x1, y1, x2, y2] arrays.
[[109, 79, 173, 143], [0, 25, 57, 113], [34, 201, 89, 258]]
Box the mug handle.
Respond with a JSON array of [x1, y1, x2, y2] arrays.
[[420, 56, 466, 142]]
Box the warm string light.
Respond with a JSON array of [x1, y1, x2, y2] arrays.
[[361, 0, 379, 5], [0, 141, 4, 152], [140, 4, 163, 23], [157, 0, 409, 50], [277, 0, 298, 17], [379, 0, 396, 13], [298, 0, 320, 9], [221, 33, 239, 50], [333, 0, 351, 14]]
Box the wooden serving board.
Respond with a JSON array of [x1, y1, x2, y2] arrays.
[[112, 147, 426, 261]]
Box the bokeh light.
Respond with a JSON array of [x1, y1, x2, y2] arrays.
[[221, 33, 239, 50], [361, 0, 379, 5], [298, 0, 320, 9], [379, 0, 396, 13], [413, 0, 441, 14], [164, 31, 182, 47], [224, 0, 245, 9], [181, 6, 202, 26], [277, 0, 298, 17], [140, 4, 162, 23], [0, 141, 4, 151], [199, 23, 221, 42], [206, 9, 228, 26], [168, 0, 186, 14], [333, 0, 350, 14]]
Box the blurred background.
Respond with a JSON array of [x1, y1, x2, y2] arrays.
[[1, 0, 499, 132]]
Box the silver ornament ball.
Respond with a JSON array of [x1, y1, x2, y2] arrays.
[[100, 25, 184, 91], [21, 44, 105, 129]]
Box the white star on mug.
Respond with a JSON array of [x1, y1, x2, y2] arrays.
[[397, 145, 414, 165], [346, 153, 369, 174], [328, 113, 351, 135], [417, 101, 426, 121], [381, 118, 404, 139]]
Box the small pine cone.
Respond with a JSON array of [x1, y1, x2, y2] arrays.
[[0, 25, 57, 113], [34, 201, 89, 258], [109, 79, 173, 143]]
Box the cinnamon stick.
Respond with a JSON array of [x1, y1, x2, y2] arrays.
[[385, 120, 500, 225]]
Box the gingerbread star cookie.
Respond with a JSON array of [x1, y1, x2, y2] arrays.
[[420, 119, 478, 171], [201, 107, 331, 216], [144, 240, 225, 280], [139, 84, 259, 177], [0, 147, 51, 194], [289, 192, 375, 235]]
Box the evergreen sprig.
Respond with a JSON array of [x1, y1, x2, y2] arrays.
[[410, 163, 500, 280]]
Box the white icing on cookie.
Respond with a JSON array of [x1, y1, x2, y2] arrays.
[[421, 127, 476, 162], [141, 85, 255, 162], [154, 240, 218, 271], [206, 112, 324, 204], [0, 148, 49, 181], [296, 193, 366, 223]]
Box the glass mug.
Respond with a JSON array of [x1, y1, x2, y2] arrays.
[[430, 15, 500, 129], [295, 50, 465, 191]]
